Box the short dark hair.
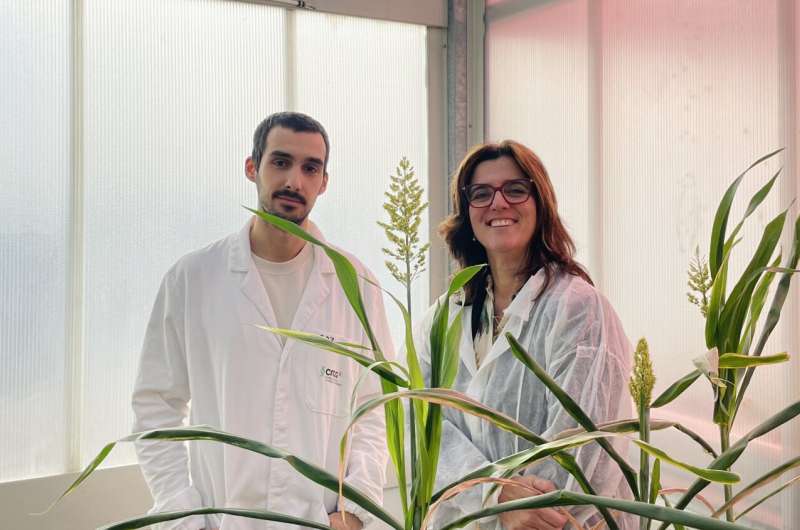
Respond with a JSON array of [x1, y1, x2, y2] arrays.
[[251, 111, 330, 174]]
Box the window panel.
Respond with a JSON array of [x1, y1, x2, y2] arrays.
[[0, 0, 72, 481], [81, 0, 286, 467], [294, 12, 430, 337], [486, 1, 797, 527]]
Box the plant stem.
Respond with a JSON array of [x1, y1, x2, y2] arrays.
[[720, 424, 735, 522], [639, 401, 651, 530], [405, 233, 412, 315]]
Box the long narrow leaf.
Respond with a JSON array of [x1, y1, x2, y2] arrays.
[[447, 265, 486, 297], [652, 370, 702, 408], [441, 309, 464, 389], [345, 387, 619, 528], [360, 275, 425, 389], [721, 168, 783, 268], [712, 455, 800, 517], [717, 352, 789, 368], [658, 399, 800, 529], [46, 426, 402, 530], [557, 417, 717, 458], [257, 326, 409, 387], [706, 244, 733, 348], [650, 459, 662, 505], [247, 209, 410, 524], [248, 208, 383, 354], [253, 206, 410, 503], [431, 429, 736, 510], [98, 508, 334, 530], [631, 439, 738, 484], [709, 148, 783, 277], [442, 489, 755, 530], [435, 418, 719, 508], [737, 213, 800, 410], [506, 333, 640, 499], [717, 207, 789, 353], [734, 474, 800, 522], [737, 253, 781, 354], [659, 494, 687, 530]]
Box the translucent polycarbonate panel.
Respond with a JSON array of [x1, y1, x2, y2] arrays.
[[486, 1, 796, 527], [81, 0, 286, 467], [294, 12, 430, 343], [600, 3, 787, 527], [485, 0, 592, 267], [0, 1, 71, 481]]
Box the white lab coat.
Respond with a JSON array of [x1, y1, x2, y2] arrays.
[[415, 268, 634, 530], [132, 218, 392, 530]]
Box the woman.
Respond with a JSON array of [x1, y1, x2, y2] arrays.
[[416, 141, 633, 530]]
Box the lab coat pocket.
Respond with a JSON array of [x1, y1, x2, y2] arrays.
[[303, 348, 355, 417]]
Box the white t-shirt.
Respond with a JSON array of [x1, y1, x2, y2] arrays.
[[252, 242, 315, 342]]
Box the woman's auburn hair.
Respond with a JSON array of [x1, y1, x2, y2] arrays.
[[438, 139, 592, 304]]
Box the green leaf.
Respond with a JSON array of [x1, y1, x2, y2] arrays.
[[658, 399, 800, 529], [706, 243, 733, 348], [717, 207, 788, 353], [712, 455, 800, 518], [346, 386, 617, 528], [736, 213, 800, 411], [631, 439, 739, 484], [558, 417, 717, 458], [447, 265, 486, 297], [97, 508, 334, 530], [720, 168, 783, 266], [659, 494, 687, 530], [651, 370, 702, 408], [717, 352, 789, 368], [440, 308, 464, 389], [256, 326, 409, 387], [734, 474, 800, 522], [46, 426, 402, 530], [708, 148, 783, 278], [650, 459, 662, 505], [441, 490, 755, 530], [247, 207, 384, 357], [737, 253, 781, 353], [506, 333, 640, 500]]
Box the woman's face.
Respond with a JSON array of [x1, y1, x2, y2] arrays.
[[467, 156, 537, 261]]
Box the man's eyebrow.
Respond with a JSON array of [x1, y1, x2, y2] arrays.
[[268, 151, 323, 166]]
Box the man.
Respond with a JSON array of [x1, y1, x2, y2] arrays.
[[132, 112, 392, 530]]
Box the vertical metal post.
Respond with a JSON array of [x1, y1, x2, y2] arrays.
[[587, 0, 605, 289], [65, 0, 86, 472], [778, 2, 799, 528], [427, 27, 448, 304]]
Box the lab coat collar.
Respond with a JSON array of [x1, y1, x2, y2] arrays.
[[467, 268, 546, 374], [229, 216, 336, 274], [501, 268, 546, 322]]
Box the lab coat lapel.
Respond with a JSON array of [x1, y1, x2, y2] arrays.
[[472, 272, 544, 374], [287, 243, 332, 338], [459, 307, 478, 377], [231, 218, 281, 349]]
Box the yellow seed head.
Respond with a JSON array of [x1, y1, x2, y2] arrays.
[[629, 338, 656, 407]]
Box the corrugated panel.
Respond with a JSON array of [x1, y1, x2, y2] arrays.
[[0, 0, 72, 482]]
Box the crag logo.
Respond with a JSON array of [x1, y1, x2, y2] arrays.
[[319, 366, 342, 386]]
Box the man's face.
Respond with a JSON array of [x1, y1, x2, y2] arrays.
[[245, 126, 328, 226]]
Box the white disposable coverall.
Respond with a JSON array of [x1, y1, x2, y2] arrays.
[[416, 269, 634, 530], [132, 218, 391, 530]]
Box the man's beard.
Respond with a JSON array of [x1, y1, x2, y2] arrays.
[[260, 191, 308, 225]]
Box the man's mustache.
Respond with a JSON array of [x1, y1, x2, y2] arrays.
[[272, 190, 307, 205]]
